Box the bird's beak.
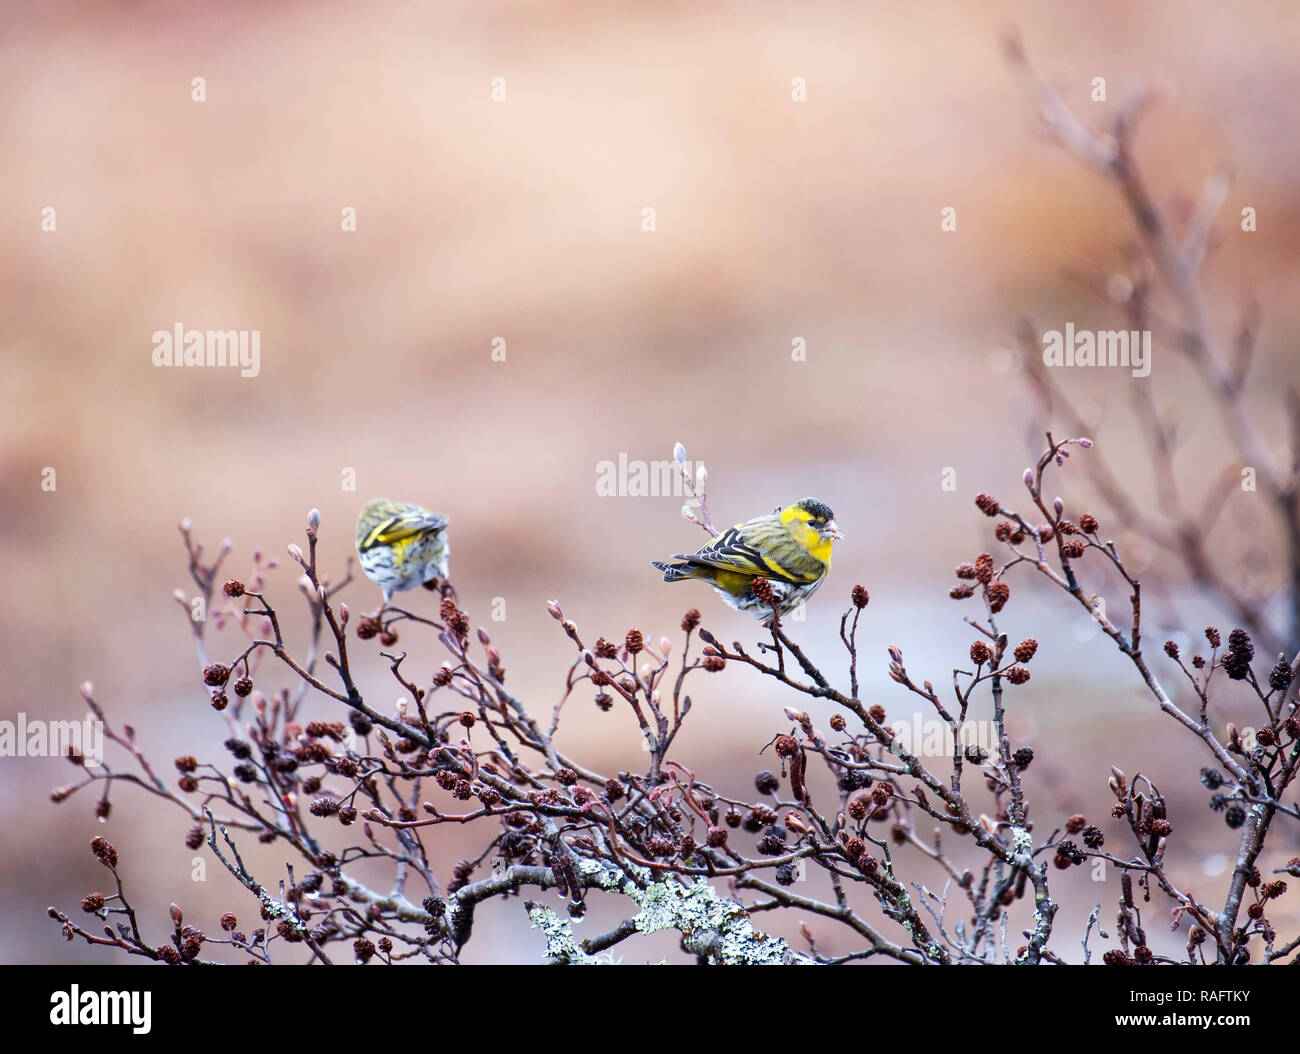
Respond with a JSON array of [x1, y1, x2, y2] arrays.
[[823, 521, 844, 541]]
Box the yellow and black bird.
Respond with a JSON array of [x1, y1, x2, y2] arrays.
[[355, 499, 450, 602], [652, 498, 841, 617]]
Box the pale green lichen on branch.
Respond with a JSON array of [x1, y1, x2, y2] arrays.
[[527, 905, 610, 965], [529, 876, 814, 965]]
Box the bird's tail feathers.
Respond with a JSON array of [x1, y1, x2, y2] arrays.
[[652, 560, 694, 582]]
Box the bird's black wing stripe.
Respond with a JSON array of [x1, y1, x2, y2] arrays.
[[697, 526, 745, 558], [360, 516, 401, 551], [362, 512, 447, 551], [676, 529, 807, 585], [730, 542, 806, 584]]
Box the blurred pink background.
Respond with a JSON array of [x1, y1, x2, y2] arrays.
[[3, 0, 1299, 962]]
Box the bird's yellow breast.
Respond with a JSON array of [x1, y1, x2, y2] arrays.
[[808, 535, 833, 564]]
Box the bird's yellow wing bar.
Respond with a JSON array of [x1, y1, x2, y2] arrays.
[[672, 526, 809, 585], [360, 511, 447, 551]]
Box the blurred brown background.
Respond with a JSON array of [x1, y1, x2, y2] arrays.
[[3, 0, 1299, 962]]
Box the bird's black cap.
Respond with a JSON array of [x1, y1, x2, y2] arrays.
[[796, 498, 835, 522]]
